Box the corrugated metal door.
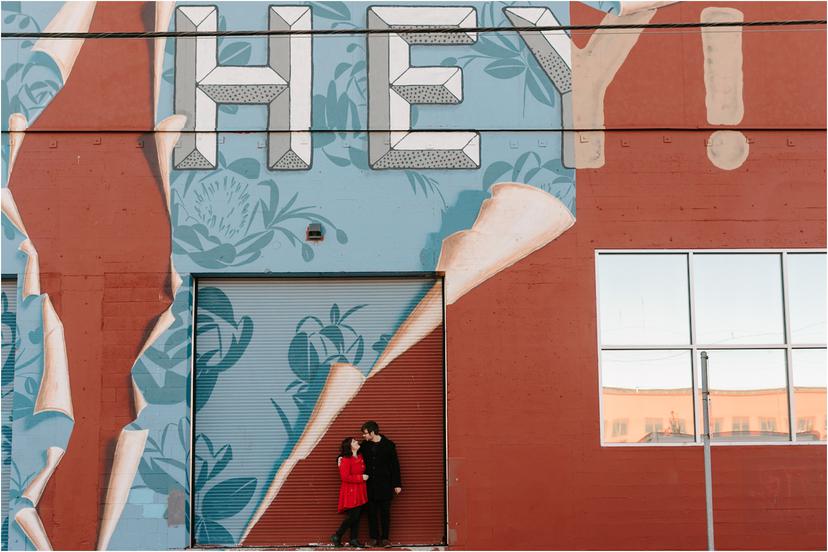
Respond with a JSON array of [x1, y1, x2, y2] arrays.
[[1, 279, 17, 551], [193, 277, 445, 547]]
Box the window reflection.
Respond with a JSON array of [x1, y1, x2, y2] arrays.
[[601, 350, 694, 443], [598, 254, 690, 346], [704, 350, 789, 442], [694, 254, 784, 345], [788, 254, 828, 345], [792, 349, 827, 441]]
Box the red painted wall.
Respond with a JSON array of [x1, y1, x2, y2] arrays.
[[445, 2, 826, 549]]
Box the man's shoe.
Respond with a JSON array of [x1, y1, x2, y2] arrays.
[[330, 534, 343, 547], [348, 540, 366, 548], [366, 539, 378, 547], [381, 539, 392, 548]]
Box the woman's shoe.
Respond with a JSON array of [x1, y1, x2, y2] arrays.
[[330, 534, 343, 547], [348, 540, 366, 548]]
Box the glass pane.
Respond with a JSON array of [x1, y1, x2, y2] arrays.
[[704, 349, 789, 442], [694, 254, 784, 345], [788, 254, 827, 344], [598, 254, 690, 345], [601, 350, 694, 443], [792, 349, 827, 441]]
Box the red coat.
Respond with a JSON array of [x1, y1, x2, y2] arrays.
[[337, 455, 368, 513]]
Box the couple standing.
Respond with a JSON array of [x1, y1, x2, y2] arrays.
[[331, 421, 401, 548]]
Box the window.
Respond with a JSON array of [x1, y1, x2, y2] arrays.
[[644, 418, 663, 435], [797, 417, 815, 432], [732, 417, 750, 432], [611, 418, 628, 438], [597, 250, 827, 445], [759, 417, 777, 432]]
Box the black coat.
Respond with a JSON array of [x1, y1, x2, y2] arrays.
[[361, 435, 401, 501]]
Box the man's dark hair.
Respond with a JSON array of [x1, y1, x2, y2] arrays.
[[361, 420, 379, 435]]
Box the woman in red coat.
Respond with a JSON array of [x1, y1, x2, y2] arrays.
[[331, 437, 369, 547]]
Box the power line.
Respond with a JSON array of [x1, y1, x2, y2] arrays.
[[2, 128, 825, 134], [1, 19, 824, 40]]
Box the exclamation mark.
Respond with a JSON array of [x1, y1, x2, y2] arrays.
[[702, 7, 749, 170]]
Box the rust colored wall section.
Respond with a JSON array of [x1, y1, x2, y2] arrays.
[[246, 326, 446, 546], [445, 2, 826, 549], [8, 3, 171, 549]]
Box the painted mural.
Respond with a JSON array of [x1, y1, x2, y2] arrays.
[[0, 0, 730, 549]]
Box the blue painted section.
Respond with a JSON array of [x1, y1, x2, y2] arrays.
[[0, 215, 74, 551], [1, 281, 16, 550], [1, 2, 64, 188], [157, 2, 576, 275]]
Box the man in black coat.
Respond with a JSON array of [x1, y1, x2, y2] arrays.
[[360, 420, 401, 547]]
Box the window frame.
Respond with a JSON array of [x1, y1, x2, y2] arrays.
[[595, 248, 827, 447]]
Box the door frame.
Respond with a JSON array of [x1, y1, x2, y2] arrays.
[[189, 272, 447, 548]]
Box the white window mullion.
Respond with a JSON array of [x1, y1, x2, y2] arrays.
[[782, 252, 796, 442], [688, 252, 701, 444]]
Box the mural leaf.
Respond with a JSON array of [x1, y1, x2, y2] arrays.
[[190, 247, 233, 269], [195, 458, 210, 491], [164, 328, 189, 354], [334, 62, 351, 79], [199, 288, 236, 326], [526, 68, 555, 107], [214, 317, 253, 372], [195, 519, 234, 545], [482, 161, 512, 187], [353, 336, 364, 365], [132, 361, 188, 405], [320, 325, 345, 353], [339, 304, 365, 323], [474, 36, 521, 59], [195, 370, 219, 412], [288, 332, 319, 381], [210, 444, 232, 480], [313, 2, 350, 21], [348, 145, 368, 170], [323, 150, 350, 167], [512, 151, 533, 181], [329, 304, 340, 324], [218, 41, 252, 65], [227, 157, 260, 180], [202, 477, 257, 520], [12, 392, 33, 420], [235, 230, 274, 257], [138, 458, 183, 495], [484, 58, 525, 79]]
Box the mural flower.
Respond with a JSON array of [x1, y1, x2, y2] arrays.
[[192, 433, 257, 545], [194, 287, 254, 412], [271, 303, 368, 444], [172, 156, 348, 269]]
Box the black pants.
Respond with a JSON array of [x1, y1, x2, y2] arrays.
[[367, 498, 392, 540], [335, 506, 362, 542]]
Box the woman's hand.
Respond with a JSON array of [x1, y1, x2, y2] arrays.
[[362, 474, 369, 481]]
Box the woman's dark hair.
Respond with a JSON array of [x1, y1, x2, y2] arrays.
[[339, 436, 357, 458]]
